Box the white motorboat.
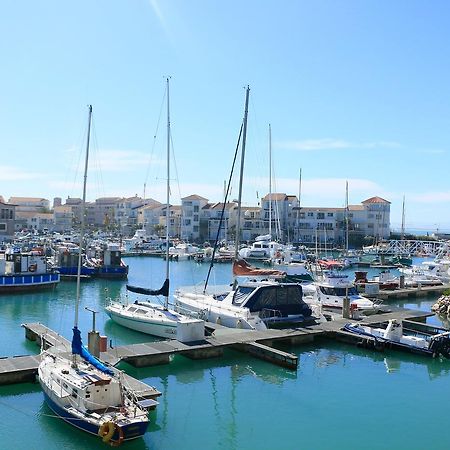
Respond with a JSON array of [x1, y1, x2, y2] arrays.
[[311, 270, 380, 313], [175, 280, 313, 330], [343, 319, 450, 358]]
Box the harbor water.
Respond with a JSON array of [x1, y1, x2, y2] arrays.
[[1, 256, 450, 450]]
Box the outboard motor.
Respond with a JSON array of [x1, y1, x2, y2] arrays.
[[384, 319, 403, 342]]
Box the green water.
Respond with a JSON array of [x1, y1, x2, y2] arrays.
[[1, 257, 450, 450]]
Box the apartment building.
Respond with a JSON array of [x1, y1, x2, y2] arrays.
[[180, 195, 209, 241], [0, 200, 16, 240]]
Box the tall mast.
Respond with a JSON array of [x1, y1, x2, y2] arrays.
[[233, 86, 250, 262], [297, 168, 302, 243], [164, 77, 170, 310], [401, 195, 405, 240], [268, 124, 272, 239], [75, 104, 92, 329], [345, 180, 349, 253]]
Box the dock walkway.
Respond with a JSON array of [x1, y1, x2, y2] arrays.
[[0, 305, 441, 387]]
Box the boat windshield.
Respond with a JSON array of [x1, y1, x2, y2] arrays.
[[320, 286, 358, 296]]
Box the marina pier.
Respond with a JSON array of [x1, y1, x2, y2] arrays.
[[0, 304, 438, 387]]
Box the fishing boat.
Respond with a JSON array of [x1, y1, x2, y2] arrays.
[[53, 244, 97, 279], [87, 242, 129, 279], [0, 246, 60, 293], [38, 105, 150, 446], [343, 319, 450, 358], [105, 79, 204, 341]]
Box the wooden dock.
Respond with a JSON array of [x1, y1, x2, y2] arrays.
[[0, 305, 442, 387], [367, 283, 450, 301]]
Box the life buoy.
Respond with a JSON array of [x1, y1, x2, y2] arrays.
[[110, 425, 124, 447], [98, 421, 118, 445]]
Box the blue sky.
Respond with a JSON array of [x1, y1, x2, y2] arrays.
[[1, 1, 450, 233]]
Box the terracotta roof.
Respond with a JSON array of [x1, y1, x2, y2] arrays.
[[362, 196, 391, 204], [95, 197, 122, 203], [262, 193, 288, 201], [209, 202, 236, 210], [9, 197, 48, 203], [182, 194, 208, 201]]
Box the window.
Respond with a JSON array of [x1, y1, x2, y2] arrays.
[[193, 225, 199, 232], [193, 205, 199, 212], [307, 212, 313, 217], [299, 212, 305, 219], [368, 214, 374, 219], [327, 212, 333, 217], [317, 213, 325, 219], [185, 219, 191, 226], [0, 223, 6, 231], [193, 215, 198, 222], [376, 214, 382, 220]]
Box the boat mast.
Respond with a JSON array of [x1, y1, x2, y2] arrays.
[[75, 105, 92, 329], [297, 168, 301, 244], [401, 195, 405, 240], [268, 124, 272, 239], [233, 86, 250, 262], [345, 180, 349, 253], [164, 77, 170, 310]]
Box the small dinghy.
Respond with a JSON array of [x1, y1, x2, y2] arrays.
[[343, 319, 450, 358]]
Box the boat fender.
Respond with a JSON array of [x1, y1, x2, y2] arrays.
[[98, 421, 116, 444]]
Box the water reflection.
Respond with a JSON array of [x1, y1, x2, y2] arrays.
[[300, 341, 450, 379]]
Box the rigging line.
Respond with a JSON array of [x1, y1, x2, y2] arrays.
[[203, 123, 244, 293], [144, 86, 167, 186]]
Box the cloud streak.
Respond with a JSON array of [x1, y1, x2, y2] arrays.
[[0, 165, 43, 181], [276, 138, 402, 152]]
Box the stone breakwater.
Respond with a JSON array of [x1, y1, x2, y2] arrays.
[[432, 295, 450, 315]]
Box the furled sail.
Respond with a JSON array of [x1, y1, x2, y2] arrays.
[[71, 326, 114, 375], [126, 278, 169, 297]]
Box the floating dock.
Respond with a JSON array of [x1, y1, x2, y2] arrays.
[[0, 305, 441, 387], [365, 283, 450, 301]]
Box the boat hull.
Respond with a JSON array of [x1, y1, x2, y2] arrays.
[[0, 273, 60, 294], [40, 383, 149, 442], [106, 309, 177, 338]]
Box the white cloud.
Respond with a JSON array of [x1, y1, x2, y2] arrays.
[[78, 149, 164, 173], [276, 138, 401, 152], [410, 191, 450, 203], [0, 165, 42, 181]]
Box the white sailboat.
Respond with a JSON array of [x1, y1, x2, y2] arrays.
[[105, 79, 204, 341], [38, 106, 150, 446], [175, 87, 314, 329]]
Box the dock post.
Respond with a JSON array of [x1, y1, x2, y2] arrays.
[[343, 288, 350, 318], [399, 275, 405, 288]]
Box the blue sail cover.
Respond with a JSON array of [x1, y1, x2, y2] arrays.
[[72, 326, 114, 375]]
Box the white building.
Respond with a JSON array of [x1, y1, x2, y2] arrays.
[[181, 195, 209, 241]]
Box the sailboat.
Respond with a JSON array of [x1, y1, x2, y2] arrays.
[[175, 87, 313, 330], [38, 106, 150, 446], [105, 79, 204, 342]]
